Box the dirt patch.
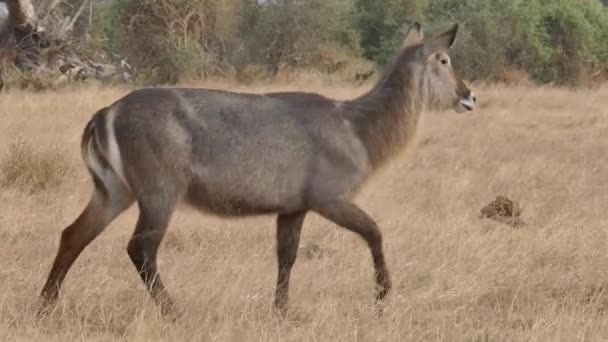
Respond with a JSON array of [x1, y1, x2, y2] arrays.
[[480, 196, 525, 227]]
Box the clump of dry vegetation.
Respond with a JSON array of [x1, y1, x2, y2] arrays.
[[0, 136, 73, 194], [480, 196, 525, 227], [300, 242, 335, 260], [0, 0, 133, 92]]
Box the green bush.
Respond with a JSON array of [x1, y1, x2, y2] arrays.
[[420, 0, 608, 85], [236, 0, 361, 75], [94, 0, 130, 57], [354, 0, 430, 65], [513, 0, 608, 84], [89, 0, 608, 85]]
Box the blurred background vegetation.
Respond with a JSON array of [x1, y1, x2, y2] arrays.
[[4, 0, 608, 86]]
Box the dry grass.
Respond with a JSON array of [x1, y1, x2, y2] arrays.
[[0, 136, 74, 194], [0, 80, 607, 341]]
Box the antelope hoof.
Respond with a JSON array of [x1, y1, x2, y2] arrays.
[[35, 296, 58, 318], [374, 279, 391, 317], [375, 273, 392, 302], [273, 297, 289, 320], [158, 298, 178, 318]]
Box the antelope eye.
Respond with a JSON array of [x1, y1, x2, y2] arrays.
[[441, 58, 449, 65]]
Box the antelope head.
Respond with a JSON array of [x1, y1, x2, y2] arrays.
[[402, 22, 477, 113]]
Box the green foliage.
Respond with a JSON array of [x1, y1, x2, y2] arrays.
[[420, 0, 608, 85], [513, 0, 608, 84], [354, 0, 429, 65], [89, 0, 608, 85], [95, 0, 130, 56], [236, 0, 361, 74]]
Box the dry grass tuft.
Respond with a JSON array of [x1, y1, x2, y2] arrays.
[[299, 242, 334, 260], [0, 136, 74, 194], [480, 196, 525, 227]]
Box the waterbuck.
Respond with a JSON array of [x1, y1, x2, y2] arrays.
[[39, 22, 476, 315]]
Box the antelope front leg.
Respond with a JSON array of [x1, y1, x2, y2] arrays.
[[313, 200, 392, 303], [274, 211, 306, 315]]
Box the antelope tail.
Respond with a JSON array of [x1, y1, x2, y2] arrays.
[[80, 107, 129, 199]]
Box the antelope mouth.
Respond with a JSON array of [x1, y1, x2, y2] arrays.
[[455, 92, 476, 113]]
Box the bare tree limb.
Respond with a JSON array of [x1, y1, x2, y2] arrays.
[[37, 0, 62, 22], [63, 0, 89, 35], [0, 0, 132, 90]]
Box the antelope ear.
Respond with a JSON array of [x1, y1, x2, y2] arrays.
[[402, 22, 424, 48], [423, 23, 458, 55]]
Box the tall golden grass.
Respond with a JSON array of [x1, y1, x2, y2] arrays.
[[0, 80, 607, 341]]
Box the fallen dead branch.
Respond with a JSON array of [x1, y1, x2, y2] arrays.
[[0, 0, 131, 91]]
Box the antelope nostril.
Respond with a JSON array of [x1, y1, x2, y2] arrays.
[[468, 91, 476, 103]]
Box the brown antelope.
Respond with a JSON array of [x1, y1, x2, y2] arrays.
[[39, 22, 476, 315]]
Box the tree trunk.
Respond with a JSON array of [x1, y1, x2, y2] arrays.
[[6, 0, 35, 27]]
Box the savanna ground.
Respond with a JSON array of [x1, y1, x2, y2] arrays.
[[1, 79, 607, 341]]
